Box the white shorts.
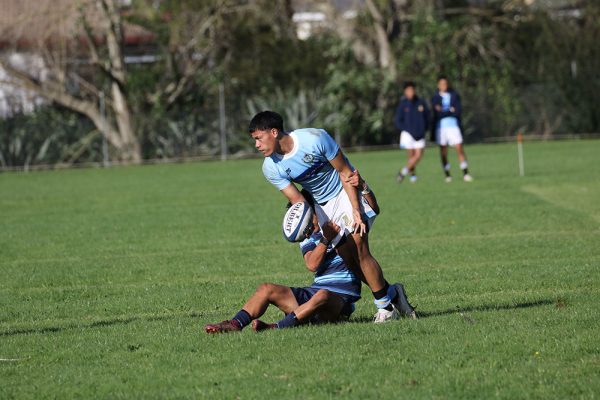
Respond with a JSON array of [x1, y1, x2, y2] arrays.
[[314, 189, 377, 248], [399, 131, 425, 150], [436, 126, 463, 146]]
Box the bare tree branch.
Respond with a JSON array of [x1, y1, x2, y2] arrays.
[[0, 58, 124, 148]]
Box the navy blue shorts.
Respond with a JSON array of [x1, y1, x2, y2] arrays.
[[290, 286, 358, 322]]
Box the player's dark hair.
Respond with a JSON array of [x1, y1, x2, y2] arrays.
[[437, 75, 449, 82], [403, 81, 416, 89], [248, 111, 284, 134]]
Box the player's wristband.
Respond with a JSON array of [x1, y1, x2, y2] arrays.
[[320, 237, 331, 246], [361, 183, 371, 195]]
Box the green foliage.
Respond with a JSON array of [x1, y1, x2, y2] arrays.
[[318, 42, 394, 146], [509, 4, 600, 134], [2, 2, 599, 167], [0, 107, 98, 168], [1, 141, 599, 397]]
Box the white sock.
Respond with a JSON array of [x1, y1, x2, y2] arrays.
[[401, 167, 409, 176], [460, 161, 468, 170], [444, 163, 451, 172]]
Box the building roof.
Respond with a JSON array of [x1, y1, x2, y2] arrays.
[[0, 0, 154, 50]]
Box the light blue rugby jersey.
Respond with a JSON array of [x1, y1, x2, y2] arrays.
[[262, 128, 342, 204], [299, 231, 361, 299], [439, 92, 459, 129]]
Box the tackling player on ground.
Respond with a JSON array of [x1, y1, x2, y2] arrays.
[[249, 111, 417, 323], [204, 191, 363, 333]]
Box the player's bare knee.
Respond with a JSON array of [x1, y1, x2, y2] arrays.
[[353, 236, 372, 259], [257, 282, 274, 295]]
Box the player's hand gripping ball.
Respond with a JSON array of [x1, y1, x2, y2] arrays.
[[282, 202, 314, 242]]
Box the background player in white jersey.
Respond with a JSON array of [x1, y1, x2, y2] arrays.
[[249, 111, 417, 323], [431, 76, 474, 182]]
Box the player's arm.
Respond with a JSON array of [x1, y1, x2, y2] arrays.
[[432, 95, 442, 113], [394, 104, 404, 131], [303, 222, 341, 272], [452, 93, 462, 117], [263, 160, 306, 205], [344, 169, 380, 215], [430, 97, 438, 141], [328, 151, 366, 236], [280, 183, 305, 205], [423, 101, 431, 132]]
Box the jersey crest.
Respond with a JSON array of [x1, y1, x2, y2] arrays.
[[302, 153, 315, 164]]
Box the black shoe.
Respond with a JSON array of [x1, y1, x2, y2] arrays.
[[392, 283, 418, 319]]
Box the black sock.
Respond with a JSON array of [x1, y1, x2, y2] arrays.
[[277, 312, 299, 329], [462, 168, 469, 175], [373, 281, 394, 311], [232, 309, 252, 329], [443, 163, 451, 177]]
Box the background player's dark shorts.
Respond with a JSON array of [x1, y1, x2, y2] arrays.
[[290, 286, 359, 323]]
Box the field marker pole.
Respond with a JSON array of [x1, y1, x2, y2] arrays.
[[219, 83, 227, 161], [517, 132, 524, 177]]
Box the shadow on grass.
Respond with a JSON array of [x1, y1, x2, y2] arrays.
[[0, 311, 206, 337], [2, 299, 557, 335], [349, 299, 556, 324]]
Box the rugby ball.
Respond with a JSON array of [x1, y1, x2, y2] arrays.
[[282, 202, 314, 242]]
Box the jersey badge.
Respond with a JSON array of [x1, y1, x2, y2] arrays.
[[302, 153, 315, 164]]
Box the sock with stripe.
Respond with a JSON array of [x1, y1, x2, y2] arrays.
[[444, 163, 451, 177], [373, 281, 394, 311], [231, 309, 251, 329], [277, 312, 299, 329]]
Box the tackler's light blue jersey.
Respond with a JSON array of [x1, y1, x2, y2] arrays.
[[262, 128, 342, 204]]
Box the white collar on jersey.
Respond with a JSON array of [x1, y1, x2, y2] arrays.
[[274, 131, 299, 160]]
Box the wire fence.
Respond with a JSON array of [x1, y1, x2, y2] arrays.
[[1, 132, 599, 173]]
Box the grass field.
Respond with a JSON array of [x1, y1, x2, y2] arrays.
[[1, 140, 599, 399]]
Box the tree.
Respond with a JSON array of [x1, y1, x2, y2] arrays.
[[0, 0, 247, 163], [0, 0, 142, 162]]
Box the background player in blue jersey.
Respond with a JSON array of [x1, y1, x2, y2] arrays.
[[249, 111, 417, 323], [204, 195, 361, 334], [431, 76, 474, 182], [394, 81, 430, 183]]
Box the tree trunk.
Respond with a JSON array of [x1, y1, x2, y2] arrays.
[[365, 0, 397, 80], [111, 82, 140, 162]]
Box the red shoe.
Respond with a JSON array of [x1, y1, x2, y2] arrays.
[[204, 320, 242, 334], [252, 319, 277, 332]]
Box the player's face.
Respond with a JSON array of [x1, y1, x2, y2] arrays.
[[438, 79, 448, 92], [404, 86, 415, 99], [251, 129, 278, 157]]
